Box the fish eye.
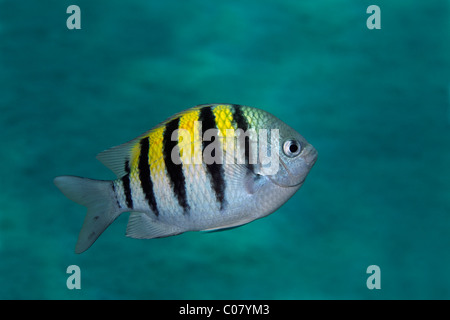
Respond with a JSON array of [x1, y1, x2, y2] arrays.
[[283, 139, 302, 157]]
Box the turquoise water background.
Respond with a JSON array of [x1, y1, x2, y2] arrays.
[[0, 0, 449, 299]]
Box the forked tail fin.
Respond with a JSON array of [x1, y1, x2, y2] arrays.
[[54, 176, 122, 253]]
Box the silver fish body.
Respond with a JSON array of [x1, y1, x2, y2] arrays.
[[54, 104, 317, 253]]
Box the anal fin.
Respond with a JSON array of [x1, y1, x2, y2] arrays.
[[126, 212, 184, 239]]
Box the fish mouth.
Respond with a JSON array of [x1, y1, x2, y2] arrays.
[[282, 177, 306, 188], [268, 171, 305, 189], [305, 147, 318, 167], [268, 157, 304, 189], [267, 176, 305, 189], [269, 146, 317, 189]]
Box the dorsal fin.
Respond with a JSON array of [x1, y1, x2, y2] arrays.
[[96, 105, 207, 178], [96, 136, 142, 178]]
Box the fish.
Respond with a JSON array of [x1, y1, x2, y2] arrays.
[[54, 104, 317, 253]]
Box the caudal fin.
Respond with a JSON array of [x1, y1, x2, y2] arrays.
[[54, 176, 121, 253]]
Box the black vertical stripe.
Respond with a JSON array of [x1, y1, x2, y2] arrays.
[[163, 117, 190, 213], [138, 137, 159, 216], [122, 160, 133, 209], [199, 106, 226, 210], [111, 182, 121, 209], [232, 105, 253, 172]]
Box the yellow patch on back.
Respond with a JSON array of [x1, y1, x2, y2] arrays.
[[212, 105, 235, 137], [178, 109, 200, 134], [145, 126, 165, 175], [212, 105, 237, 157], [178, 109, 201, 163]]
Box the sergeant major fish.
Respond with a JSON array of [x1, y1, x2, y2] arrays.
[[54, 104, 317, 253]]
